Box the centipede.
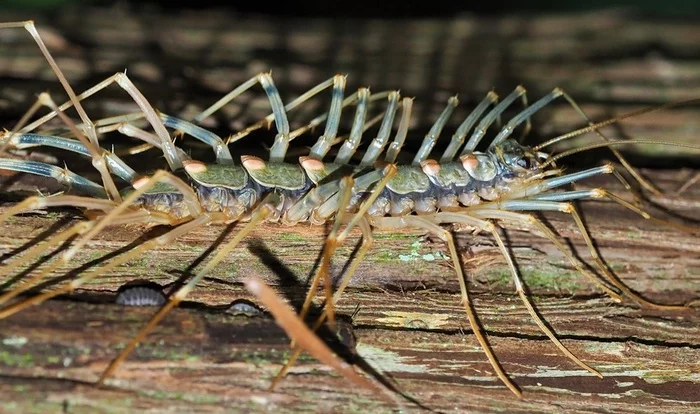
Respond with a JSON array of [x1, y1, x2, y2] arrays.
[[0, 20, 699, 409]]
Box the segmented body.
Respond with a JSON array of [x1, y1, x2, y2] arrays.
[[131, 140, 537, 223]]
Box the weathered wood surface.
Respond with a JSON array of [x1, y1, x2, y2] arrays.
[[0, 5, 699, 414], [1, 7, 700, 162], [0, 170, 698, 413]]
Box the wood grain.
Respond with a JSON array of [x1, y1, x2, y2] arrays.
[[0, 168, 698, 413], [0, 5, 699, 414]]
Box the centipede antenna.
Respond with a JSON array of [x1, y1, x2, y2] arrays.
[[544, 140, 700, 167], [533, 97, 700, 151]]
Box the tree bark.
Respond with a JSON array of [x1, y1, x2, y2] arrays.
[[0, 5, 699, 414]]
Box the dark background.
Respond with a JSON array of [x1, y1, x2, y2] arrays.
[[1, 0, 699, 171], [5, 0, 700, 17]]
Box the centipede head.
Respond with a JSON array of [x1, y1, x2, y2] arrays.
[[494, 138, 545, 174]]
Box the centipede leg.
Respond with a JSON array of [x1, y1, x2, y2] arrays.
[[297, 91, 394, 156], [492, 200, 689, 310], [371, 215, 521, 397], [0, 22, 182, 188], [0, 175, 202, 320], [334, 88, 371, 164], [0, 221, 92, 304], [384, 98, 414, 163], [558, 89, 664, 196], [469, 208, 623, 302], [675, 171, 700, 196], [227, 74, 347, 145], [460, 86, 527, 153], [96, 192, 279, 384], [440, 91, 499, 162], [434, 212, 602, 377], [269, 216, 374, 390], [298, 176, 355, 328], [359, 91, 401, 166], [273, 166, 396, 387], [243, 276, 394, 402], [0, 91, 53, 155], [0, 210, 172, 308], [489, 88, 565, 149], [61, 170, 203, 264], [412, 95, 459, 165]]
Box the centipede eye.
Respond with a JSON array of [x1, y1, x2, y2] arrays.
[[516, 157, 530, 169]]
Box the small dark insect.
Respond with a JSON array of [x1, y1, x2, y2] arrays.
[[227, 299, 262, 316], [116, 285, 166, 307]]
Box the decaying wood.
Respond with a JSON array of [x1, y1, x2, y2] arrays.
[[0, 169, 698, 413], [0, 5, 699, 414]]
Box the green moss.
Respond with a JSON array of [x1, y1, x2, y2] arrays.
[[485, 266, 581, 292], [46, 355, 60, 364], [0, 350, 35, 367], [277, 232, 307, 242], [373, 232, 416, 241], [373, 250, 396, 264]]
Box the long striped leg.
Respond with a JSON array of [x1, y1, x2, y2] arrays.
[[333, 89, 371, 164], [0, 170, 202, 319], [0, 159, 108, 199], [1, 132, 139, 184], [488, 88, 564, 149], [0, 221, 91, 304], [243, 276, 392, 402], [183, 72, 291, 161], [299, 163, 398, 327], [461, 86, 527, 154], [62, 170, 203, 263], [0, 170, 112, 296], [440, 91, 499, 162], [267, 215, 375, 389], [96, 192, 279, 384], [370, 215, 522, 397], [675, 171, 700, 196], [509, 163, 653, 215], [225, 75, 346, 144], [271, 167, 397, 389], [0, 21, 183, 178], [359, 92, 401, 166], [299, 91, 394, 159], [384, 98, 414, 163], [3, 90, 122, 201], [468, 209, 623, 302], [412, 95, 459, 165], [435, 212, 602, 376], [10, 74, 188, 170], [298, 176, 355, 328], [0, 209, 173, 307], [492, 199, 689, 310]]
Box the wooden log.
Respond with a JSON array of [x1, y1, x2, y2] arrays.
[[0, 168, 698, 412], [0, 5, 699, 413]]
